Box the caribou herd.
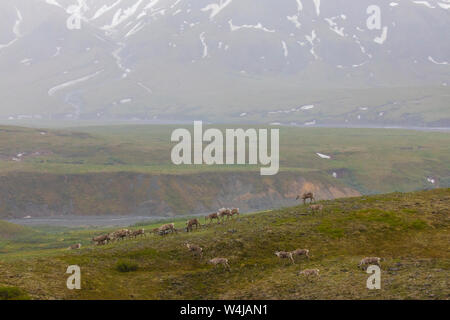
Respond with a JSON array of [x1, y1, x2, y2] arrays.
[[70, 193, 381, 277], [90, 228, 146, 245], [88, 207, 240, 245]]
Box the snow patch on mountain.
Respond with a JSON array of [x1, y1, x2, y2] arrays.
[[325, 17, 346, 37], [138, 0, 163, 19], [437, 2, 450, 9], [412, 1, 435, 9], [125, 21, 145, 37], [0, 7, 24, 50], [137, 82, 153, 94], [102, 0, 144, 30], [45, 0, 62, 8], [200, 32, 208, 58], [13, 8, 23, 37], [48, 70, 103, 96], [228, 20, 275, 33], [201, 0, 233, 20], [305, 30, 319, 59], [268, 104, 315, 115], [20, 58, 32, 66], [428, 56, 449, 65], [92, 0, 122, 20], [316, 152, 331, 159], [120, 98, 132, 104], [281, 41, 289, 57], [287, 15, 301, 29], [52, 47, 62, 57], [313, 0, 321, 16]]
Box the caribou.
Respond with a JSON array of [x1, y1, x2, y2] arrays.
[[92, 234, 110, 245], [299, 269, 320, 277], [309, 204, 323, 213], [185, 243, 203, 258], [291, 249, 310, 260], [110, 229, 131, 241], [296, 192, 315, 204], [275, 251, 295, 264], [130, 229, 145, 238], [186, 218, 201, 232], [205, 212, 219, 224], [158, 223, 177, 235], [218, 208, 232, 221], [209, 257, 230, 270], [230, 208, 240, 218], [358, 257, 381, 269]]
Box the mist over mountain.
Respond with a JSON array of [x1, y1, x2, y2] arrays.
[[0, 0, 449, 126]]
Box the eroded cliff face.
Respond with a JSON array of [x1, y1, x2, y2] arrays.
[[0, 171, 360, 218]]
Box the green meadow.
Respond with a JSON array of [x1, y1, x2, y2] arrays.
[[1, 125, 449, 194], [0, 189, 448, 299]]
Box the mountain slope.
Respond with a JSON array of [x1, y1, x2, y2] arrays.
[[0, 125, 448, 218], [0, 188, 448, 299], [0, 220, 35, 240], [0, 0, 449, 125]]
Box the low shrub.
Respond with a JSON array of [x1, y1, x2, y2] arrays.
[[115, 260, 138, 272], [0, 286, 30, 300]]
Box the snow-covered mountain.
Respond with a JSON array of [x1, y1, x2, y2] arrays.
[[0, 0, 449, 125]]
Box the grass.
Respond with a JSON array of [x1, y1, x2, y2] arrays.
[[115, 260, 139, 273], [1, 125, 449, 179], [0, 188, 448, 300], [0, 286, 30, 300], [0, 125, 449, 218], [0, 221, 35, 240]]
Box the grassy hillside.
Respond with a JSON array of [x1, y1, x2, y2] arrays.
[[0, 221, 35, 240], [0, 125, 448, 217], [0, 189, 448, 300], [1, 125, 448, 184]]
